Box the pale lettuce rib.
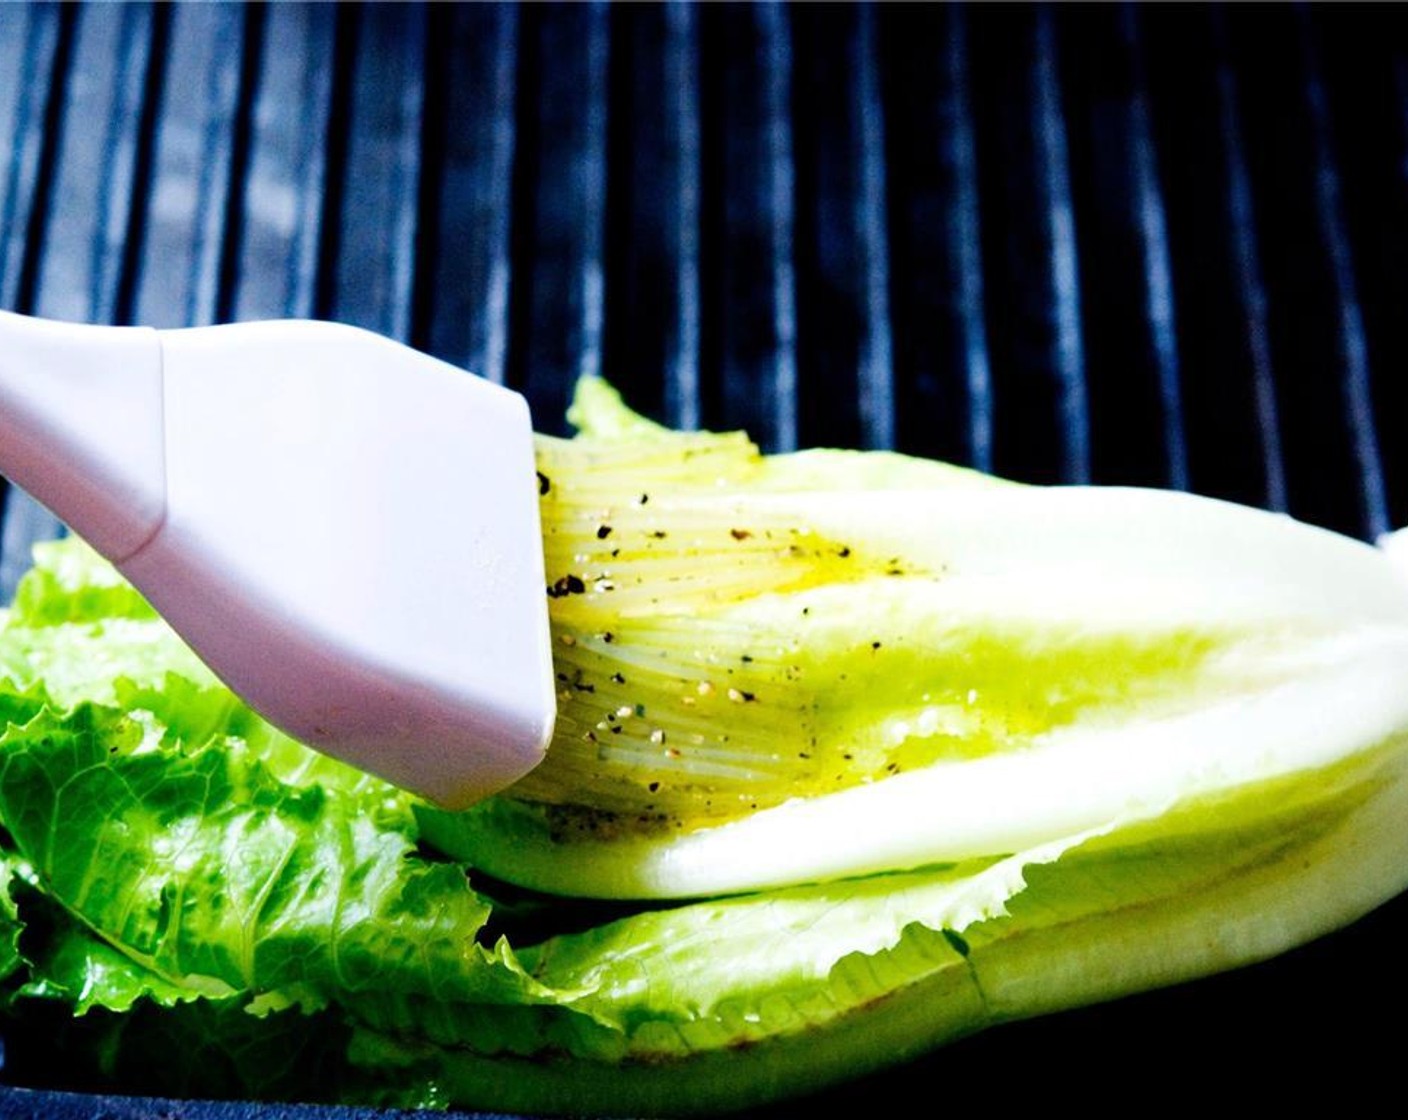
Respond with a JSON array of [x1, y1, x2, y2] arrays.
[[454, 408, 1408, 897], [427, 626, 1408, 897]]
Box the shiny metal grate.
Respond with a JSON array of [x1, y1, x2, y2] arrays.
[[5, 4, 1408, 563]]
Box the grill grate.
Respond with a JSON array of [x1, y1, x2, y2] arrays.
[[4, 1, 1408, 1112], [6, 3, 1408, 564]]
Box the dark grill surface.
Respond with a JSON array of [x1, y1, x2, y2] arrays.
[[3, 2, 1408, 1114]]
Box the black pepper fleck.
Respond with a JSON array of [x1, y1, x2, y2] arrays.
[[547, 574, 588, 598]]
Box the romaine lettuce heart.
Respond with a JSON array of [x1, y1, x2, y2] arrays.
[[427, 380, 1408, 901]]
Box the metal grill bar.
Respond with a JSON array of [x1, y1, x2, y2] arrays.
[[1300, 11, 1389, 540], [233, 2, 333, 322], [1226, 7, 1369, 538], [134, 2, 246, 329], [1034, 7, 1089, 485], [662, 0, 701, 431], [761, 0, 797, 451], [1125, 7, 1189, 493], [792, 3, 893, 451], [944, 5, 993, 474], [329, 1, 426, 342], [601, 1, 702, 429], [29, 3, 149, 325], [1215, 16, 1288, 513], [505, 1, 610, 429], [696, 2, 796, 450], [852, 4, 895, 452], [0, 2, 62, 310], [420, 3, 517, 384]]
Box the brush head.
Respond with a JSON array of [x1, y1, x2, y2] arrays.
[[117, 320, 555, 807]]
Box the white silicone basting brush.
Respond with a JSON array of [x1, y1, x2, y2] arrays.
[[0, 310, 555, 808]]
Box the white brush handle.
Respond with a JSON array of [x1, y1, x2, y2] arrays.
[[0, 311, 555, 807], [0, 310, 167, 560]]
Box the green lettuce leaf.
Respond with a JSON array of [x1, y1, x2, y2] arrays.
[[0, 699, 561, 1017], [366, 729, 1408, 1116]]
